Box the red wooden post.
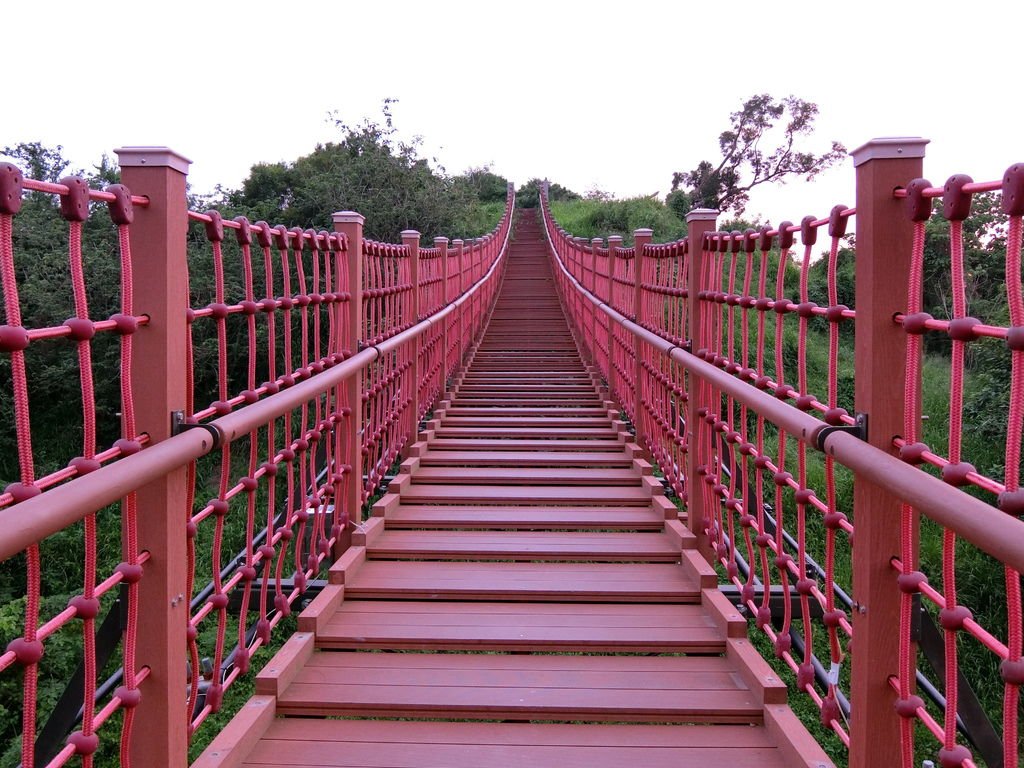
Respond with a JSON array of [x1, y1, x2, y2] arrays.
[[606, 235, 622, 400], [633, 228, 653, 455], [848, 136, 928, 768], [589, 238, 602, 366], [114, 146, 191, 767], [332, 211, 364, 530], [436, 236, 449, 384], [453, 239, 465, 365], [402, 230, 421, 447], [683, 208, 719, 559]]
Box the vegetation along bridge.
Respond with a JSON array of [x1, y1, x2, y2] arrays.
[[0, 139, 1022, 767]]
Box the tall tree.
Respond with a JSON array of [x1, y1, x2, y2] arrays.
[[223, 101, 503, 242], [670, 94, 846, 216]]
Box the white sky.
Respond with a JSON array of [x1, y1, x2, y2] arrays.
[[5, 0, 1023, 230]]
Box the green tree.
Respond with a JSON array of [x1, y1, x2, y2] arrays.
[[516, 178, 579, 209], [670, 94, 846, 216], [223, 101, 498, 242]]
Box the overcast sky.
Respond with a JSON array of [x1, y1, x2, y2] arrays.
[[5, 0, 1022, 230]]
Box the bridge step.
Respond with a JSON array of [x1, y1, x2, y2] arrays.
[[208, 718, 809, 768], [314, 600, 719, 652], [396, 484, 652, 505], [379, 504, 668, 530], [343, 561, 700, 602], [435, 400, 606, 410], [426, 438, 626, 451], [409, 467, 642, 485], [418, 450, 632, 467], [273, 652, 764, 723], [367, 530, 684, 561], [432, 427, 620, 439], [436, 415, 612, 427]]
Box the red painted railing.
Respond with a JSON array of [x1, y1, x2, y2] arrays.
[[0, 148, 513, 767], [541, 138, 1024, 768]]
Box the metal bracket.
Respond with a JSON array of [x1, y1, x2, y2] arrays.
[[171, 410, 223, 450], [815, 411, 868, 452]]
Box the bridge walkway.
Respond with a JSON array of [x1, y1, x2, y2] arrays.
[[197, 210, 834, 768]]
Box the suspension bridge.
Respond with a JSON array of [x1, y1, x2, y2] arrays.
[[0, 139, 1021, 767]]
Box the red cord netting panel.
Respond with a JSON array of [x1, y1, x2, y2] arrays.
[[182, 213, 352, 734], [0, 166, 150, 766], [892, 169, 1024, 768], [636, 239, 690, 495], [693, 210, 856, 747], [361, 239, 415, 501]]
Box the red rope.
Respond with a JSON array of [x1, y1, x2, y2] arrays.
[[116, 223, 140, 767], [1002, 214, 1023, 768]]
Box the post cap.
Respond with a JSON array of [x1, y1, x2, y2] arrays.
[[434, 236, 449, 246], [633, 228, 654, 237], [851, 137, 929, 167], [685, 208, 719, 223], [607, 235, 624, 244], [114, 147, 191, 174], [591, 238, 603, 245], [332, 211, 365, 225], [452, 239, 464, 246], [401, 230, 421, 238]]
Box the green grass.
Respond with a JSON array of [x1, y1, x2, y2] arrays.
[[550, 197, 686, 244]]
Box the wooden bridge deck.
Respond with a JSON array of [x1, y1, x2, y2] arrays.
[[197, 212, 834, 768]]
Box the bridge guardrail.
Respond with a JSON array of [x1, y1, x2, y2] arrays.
[[541, 141, 1024, 768], [0, 148, 513, 766]]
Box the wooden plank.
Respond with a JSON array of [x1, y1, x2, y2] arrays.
[[727, 638, 789, 705], [419, 450, 633, 467], [382, 504, 665, 530], [702, 587, 748, 639], [296, 584, 345, 636], [369, 492, 400, 517], [427, 438, 626, 451], [276, 651, 761, 723], [438, 417, 614, 428], [351, 517, 384, 546], [765, 704, 839, 767], [317, 600, 723, 653], [326, 545, 366, 585], [255, 632, 314, 697], [344, 561, 700, 602], [397, 484, 652, 506], [433, 427, 618, 438], [367, 530, 681, 561], [652, 495, 683, 520], [192, 695, 275, 768], [663, 518, 696, 550], [410, 467, 642, 486], [241, 720, 792, 768], [681, 549, 719, 590]]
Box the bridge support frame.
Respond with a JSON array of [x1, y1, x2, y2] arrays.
[[849, 136, 929, 768], [332, 211, 365, 536], [114, 146, 192, 768], [633, 228, 653, 457], [683, 208, 719, 560]]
